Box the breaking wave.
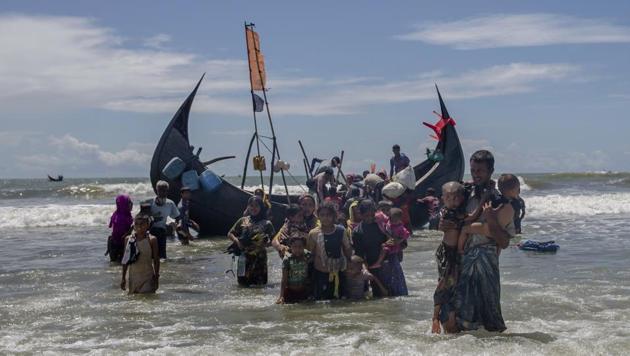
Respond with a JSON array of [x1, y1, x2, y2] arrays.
[[527, 192, 630, 218]]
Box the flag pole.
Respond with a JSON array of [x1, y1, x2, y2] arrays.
[[244, 22, 265, 191], [247, 22, 291, 203]]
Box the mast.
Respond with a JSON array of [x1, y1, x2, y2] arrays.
[[243, 22, 265, 190], [245, 22, 291, 202]]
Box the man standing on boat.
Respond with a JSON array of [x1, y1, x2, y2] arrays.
[[441, 150, 514, 332], [390, 144, 410, 178]]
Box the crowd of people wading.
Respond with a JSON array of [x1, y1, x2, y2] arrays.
[[107, 146, 526, 334]]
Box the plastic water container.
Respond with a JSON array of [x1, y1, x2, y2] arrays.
[[199, 169, 222, 193], [180, 170, 200, 191], [162, 157, 186, 180]]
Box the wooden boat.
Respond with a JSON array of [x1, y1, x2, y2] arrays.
[[409, 85, 465, 227], [150, 79, 465, 234], [48, 175, 63, 182]]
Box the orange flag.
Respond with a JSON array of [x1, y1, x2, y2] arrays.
[[246, 28, 266, 91]]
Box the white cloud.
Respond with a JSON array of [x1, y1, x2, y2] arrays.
[[0, 14, 581, 119], [48, 134, 150, 167], [144, 33, 171, 49], [396, 14, 630, 49]]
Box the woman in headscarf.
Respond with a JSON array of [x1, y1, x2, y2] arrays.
[[227, 196, 276, 286], [107, 194, 133, 263], [299, 194, 320, 232]]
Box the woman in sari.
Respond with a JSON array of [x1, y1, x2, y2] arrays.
[[227, 197, 275, 287]]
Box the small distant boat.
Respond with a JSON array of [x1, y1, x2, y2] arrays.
[[48, 175, 63, 182]]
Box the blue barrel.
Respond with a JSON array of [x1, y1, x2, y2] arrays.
[[200, 169, 222, 192], [181, 170, 200, 191], [162, 157, 186, 180]]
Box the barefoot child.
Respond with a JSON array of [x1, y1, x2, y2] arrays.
[[343, 255, 388, 300], [368, 208, 410, 269], [121, 214, 160, 294], [432, 181, 467, 333], [277, 238, 312, 304], [457, 174, 518, 254], [272, 204, 309, 258]]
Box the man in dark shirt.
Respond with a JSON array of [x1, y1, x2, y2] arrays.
[[351, 200, 388, 297], [390, 144, 411, 178]]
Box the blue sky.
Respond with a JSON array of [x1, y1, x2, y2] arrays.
[[1, 0, 630, 178]]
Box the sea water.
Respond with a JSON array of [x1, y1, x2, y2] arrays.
[[1, 174, 629, 355]]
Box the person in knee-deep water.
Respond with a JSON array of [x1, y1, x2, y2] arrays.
[[306, 202, 352, 300], [107, 194, 133, 263], [121, 213, 160, 294], [444, 150, 515, 333], [227, 196, 275, 287], [149, 181, 180, 260]]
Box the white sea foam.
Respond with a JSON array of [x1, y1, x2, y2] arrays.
[[61, 182, 154, 198], [0, 204, 113, 228], [242, 184, 308, 196], [518, 176, 531, 191], [527, 192, 630, 218]]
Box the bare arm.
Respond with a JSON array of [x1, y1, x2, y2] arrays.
[[366, 271, 388, 296], [150, 236, 160, 290], [120, 236, 129, 290], [277, 267, 288, 304], [483, 203, 513, 249]]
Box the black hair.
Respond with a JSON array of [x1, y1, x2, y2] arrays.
[[498, 174, 520, 192], [331, 156, 341, 165], [247, 196, 267, 222], [392, 144, 400, 150], [317, 201, 338, 217], [470, 150, 495, 171], [286, 204, 302, 218], [426, 187, 436, 196], [289, 237, 306, 246], [358, 199, 376, 214], [362, 170, 370, 178], [299, 194, 316, 204], [389, 208, 403, 220]]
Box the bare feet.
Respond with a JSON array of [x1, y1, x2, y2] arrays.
[[431, 319, 442, 334]]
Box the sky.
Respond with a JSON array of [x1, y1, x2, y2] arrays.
[[1, 0, 629, 178]]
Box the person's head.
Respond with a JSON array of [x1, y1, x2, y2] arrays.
[[323, 167, 334, 178], [348, 186, 360, 198], [328, 185, 338, 197], [498, 174, 520, 199], [156, 180, 169, 199], [254, 188, 265, 199], [133, 213, 151, 235], [346, 255, 364, 274], [389, 207, 403, 225], [299, 194, 316, 217], [377, 200, 392, 216], [286, 204, 304, 224], [469, 150, 494, 187], [289, 237, 306, 257], [377, 171, 388, 181], [425, 187, 436, 197], [392, 144, 401, 156], [116, 194, 132, 214], [362, 170, 370, 178], [247, 196, 266, 221], [331, 156, 341, 168], [180, 186, 192, 200], [349, 200, 362, 223], [441, 181, 466, 209], [317, 202, 338, 227], [359, 199, 376, 223]]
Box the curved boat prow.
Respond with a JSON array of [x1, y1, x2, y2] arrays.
[[410, 85, 465, 227], [150, 74, 206, 200]]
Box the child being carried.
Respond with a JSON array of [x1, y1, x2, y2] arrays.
[[368, 208, 410, 269]]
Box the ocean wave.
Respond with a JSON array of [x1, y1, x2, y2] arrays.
[[518, 176, 531, 191], [527, 193, 630, 217], [242, 184, 308, 196], [61, 182, 154, 198], [0, 204, 114, 228]]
